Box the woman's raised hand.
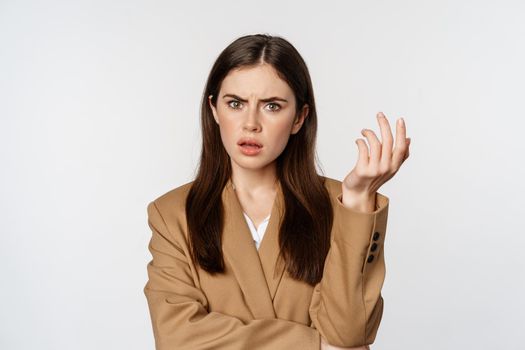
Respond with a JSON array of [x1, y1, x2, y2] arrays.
[[341, 111, 411, 212]]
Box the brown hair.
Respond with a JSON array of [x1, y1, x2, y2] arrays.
[[185, 33, 333, 285]]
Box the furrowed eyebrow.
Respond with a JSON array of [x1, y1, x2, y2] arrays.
[[222, 93, 288, 103]]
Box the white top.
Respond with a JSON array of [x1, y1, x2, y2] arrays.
[[242, 212, 271, 250], [231, 182, 272, 250]]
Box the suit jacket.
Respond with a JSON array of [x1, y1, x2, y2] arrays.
[[144, 176, 389, 349]]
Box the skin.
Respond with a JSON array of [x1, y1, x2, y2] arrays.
[[209, 62, 411, 349], [341, 112, 411, 213], [208, 63, 308, 227]]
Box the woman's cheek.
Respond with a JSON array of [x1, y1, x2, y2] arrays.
[[273, 126, 293, 154], [217, 125, 236, 155]]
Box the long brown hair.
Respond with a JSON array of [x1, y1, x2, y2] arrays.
[[185, 33, 333, 286]]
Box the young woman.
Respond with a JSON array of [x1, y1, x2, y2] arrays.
[[144, 33, 411, 350]]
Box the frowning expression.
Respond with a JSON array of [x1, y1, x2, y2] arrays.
[[208, 63, 308, 171]]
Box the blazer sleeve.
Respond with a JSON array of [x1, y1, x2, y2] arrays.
[[308, 191, 389, 348], [143, 201, 321, 350]]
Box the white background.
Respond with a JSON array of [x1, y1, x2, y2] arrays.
[[1, 0, 524, 349]]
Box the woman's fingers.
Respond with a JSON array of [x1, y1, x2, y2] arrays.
[[354, 112, 410, 180], [360, 127, 381, 165], [347, 112, 410, 194], [376, 111, 394, 170], [392, 118, 408, 168], [355, 138, 369, 167], [360, 112, 396, 172], [403, 137, 411, 161]]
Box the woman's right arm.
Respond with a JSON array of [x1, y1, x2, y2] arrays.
[[144, 200, 322, 350]]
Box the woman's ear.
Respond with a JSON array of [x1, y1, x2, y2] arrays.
[[291, 104, 309, 134], [208, 94, 219, 125]]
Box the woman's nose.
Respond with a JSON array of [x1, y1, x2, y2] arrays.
[[243, 107, 262, 131]]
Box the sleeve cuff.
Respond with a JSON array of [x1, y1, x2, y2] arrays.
[[333, 191, 389, 272]]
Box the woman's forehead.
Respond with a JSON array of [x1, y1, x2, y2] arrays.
[[220, 65, 292, 97]]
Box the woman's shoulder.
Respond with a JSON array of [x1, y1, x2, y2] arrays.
[[148, 180, 195, 216]]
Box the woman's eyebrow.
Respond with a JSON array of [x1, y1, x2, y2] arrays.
[[222, 93, 288, 103]]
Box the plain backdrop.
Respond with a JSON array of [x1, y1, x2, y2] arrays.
[[1, 0, 524, 349]]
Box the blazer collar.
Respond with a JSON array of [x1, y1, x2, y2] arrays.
[[221, 178, 286, 319]]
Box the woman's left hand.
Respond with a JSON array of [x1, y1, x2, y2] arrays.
[[341, 111, 410, 212]]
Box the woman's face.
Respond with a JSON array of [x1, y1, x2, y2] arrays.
[[208, 63, 309, 173]]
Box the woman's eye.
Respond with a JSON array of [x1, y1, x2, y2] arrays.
[[267, 103, 281, 112], [227, 100, 242, 109], [227, 100, 281, 112]]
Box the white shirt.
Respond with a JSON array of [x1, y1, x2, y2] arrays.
[[242, 212, 271, 250]]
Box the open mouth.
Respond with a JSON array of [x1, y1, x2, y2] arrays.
[[237, 138, 263, 148], [238, 139, 263, 155], [239, 143, 262, 148]]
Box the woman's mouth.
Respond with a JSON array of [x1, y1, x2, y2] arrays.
[[238, 142, 263, 156]]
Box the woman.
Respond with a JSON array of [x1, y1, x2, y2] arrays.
[[144, 33, 411, 350]]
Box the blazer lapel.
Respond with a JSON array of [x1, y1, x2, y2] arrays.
[[257, 180, 286, 302], [221, 179, 279, 319]]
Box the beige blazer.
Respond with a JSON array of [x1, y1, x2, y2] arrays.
[[144, 176, 389, 349]]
